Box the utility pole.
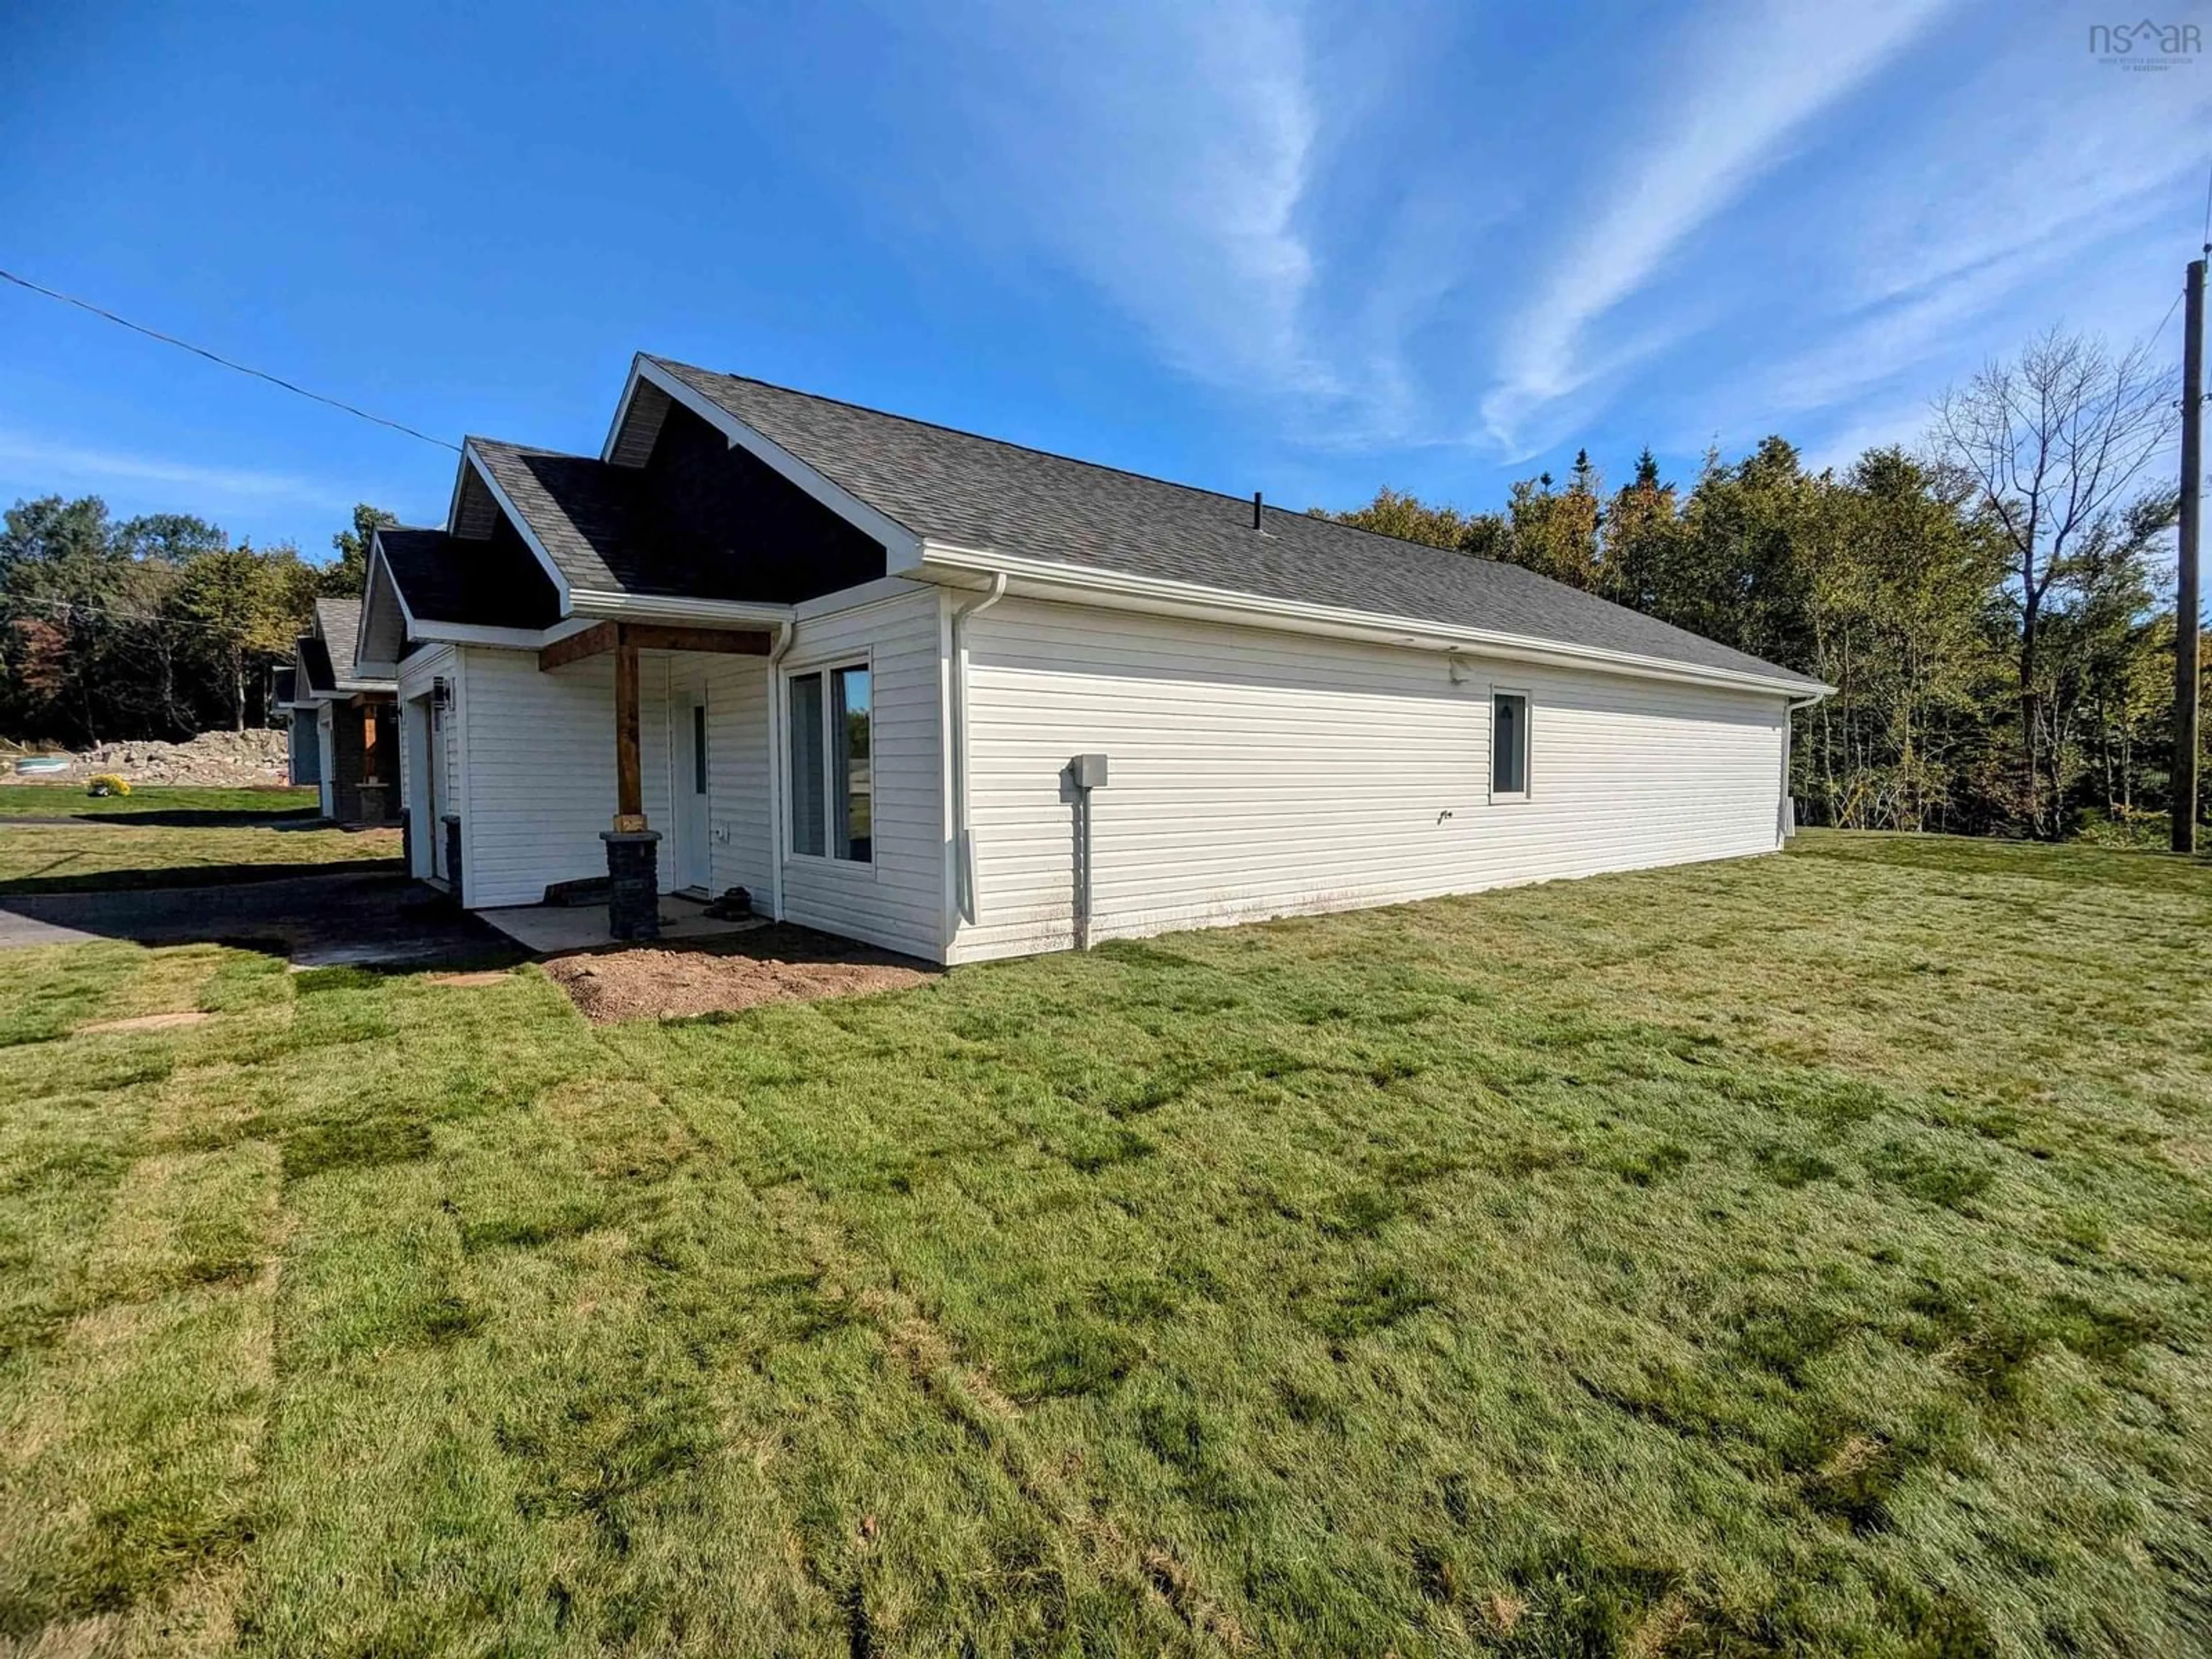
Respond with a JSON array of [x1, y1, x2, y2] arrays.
[[2177, 255, 2203, 855]]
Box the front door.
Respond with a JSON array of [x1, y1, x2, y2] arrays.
[[316, 707, 335, 821], [426, 698, 448, 881], [676, 688, 711, 894]]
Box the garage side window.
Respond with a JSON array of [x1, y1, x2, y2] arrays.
[[1492, 692, 1529, 797], [786, 664, 873, 862]]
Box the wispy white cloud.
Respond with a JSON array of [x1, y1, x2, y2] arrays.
[[0, 430, 356, 512], [1685, 33, 2212, 465], [1476, 0, 1953, 456], [946, 0, 1327, 399], [772, 0, 2203, 499]]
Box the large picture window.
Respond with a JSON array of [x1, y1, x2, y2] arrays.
[[1491, 691, 1529, 797], [787, 664, 872, 862]]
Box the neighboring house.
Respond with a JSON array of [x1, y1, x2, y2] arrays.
[[354, 354, 1829, 959], [287, 597, 398, 824], [269, 667, 322, 788]]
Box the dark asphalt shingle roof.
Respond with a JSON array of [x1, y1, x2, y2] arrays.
[[468, 438, 786, 603], [650, 357, 1821, 690], [313, 598, 368, 685], [378, 527, 563, 631]]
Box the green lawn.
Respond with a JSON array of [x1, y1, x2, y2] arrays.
[[0, 824, 400, 895], [1, 832, 2207, 1656], [0, 785, 320, 820]]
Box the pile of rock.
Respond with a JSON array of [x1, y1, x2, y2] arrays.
[[7, 729, 293, 788]]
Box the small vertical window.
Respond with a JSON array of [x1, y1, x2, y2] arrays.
[[692, 704, 708, 796], [831, 665, 872, 862], [786, 662, 873, 863], [788, 672, 825, 857], [1492, 692, 1529, 796]]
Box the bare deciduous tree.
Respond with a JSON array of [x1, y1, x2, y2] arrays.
[[1934, 328, 2174, 834]]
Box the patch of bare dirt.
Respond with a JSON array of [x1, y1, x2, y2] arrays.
[[542, 924, 933, 1022], [76, 1010, 213, 1034], [422, 970, 513, 988]]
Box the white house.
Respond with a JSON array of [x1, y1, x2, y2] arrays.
[[353, 354, 1828, 961], [283, 597, 397, 824]]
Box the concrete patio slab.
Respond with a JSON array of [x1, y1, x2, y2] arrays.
[[0, 910, 103, 950], [476, 895, 767, 956]]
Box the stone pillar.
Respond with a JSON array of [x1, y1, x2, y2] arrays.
[[601, 830, 662, 942], [442, 815, 463, 902]]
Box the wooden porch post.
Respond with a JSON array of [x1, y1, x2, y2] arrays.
[[603, 622, 661, 940], [613, 624, 645, 832]]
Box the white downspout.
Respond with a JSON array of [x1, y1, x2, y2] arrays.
[[1782, 692, 1822, 843], [765, 620, 794, 921], [948, 572, 1008, 930]]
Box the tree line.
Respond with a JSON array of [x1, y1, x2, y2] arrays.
[[1322, 328, 2205, 843], [0, 499, 392, 745]]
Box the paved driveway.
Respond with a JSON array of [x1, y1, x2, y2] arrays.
[[0, 868, 525, 969]]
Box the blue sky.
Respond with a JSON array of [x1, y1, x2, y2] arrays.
[[1, 1, 2206, 560]]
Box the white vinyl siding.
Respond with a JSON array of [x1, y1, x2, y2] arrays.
[[640, 656, 672, 859], [450, 646, 626, 909], [949, 597, 1786, 963], [443, 646, 775, 913], [777, 588, 943, 960], [700, 656, 772, 902]]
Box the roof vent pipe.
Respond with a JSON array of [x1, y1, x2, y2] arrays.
[[1252, 491, 1262, 529]]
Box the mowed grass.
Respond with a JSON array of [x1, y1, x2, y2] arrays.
[[1, 831, 2208, 1656], [0, 824, 399, 895], [0, 785, 319, 819]]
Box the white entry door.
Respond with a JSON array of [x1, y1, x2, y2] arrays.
[[316, 707, 335, 820], [426, 700, 448, 880], [676, 688, 711, 894]]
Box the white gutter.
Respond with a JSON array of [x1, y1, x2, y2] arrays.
[[946, 572, 1007, 927], [765, 619, 795, 922], [916, 541, 1832, 701]]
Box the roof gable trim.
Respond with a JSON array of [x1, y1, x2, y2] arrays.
[[616, 357, 923, 568], [357, 535, 408, 677], [459, 442, 575, 615]]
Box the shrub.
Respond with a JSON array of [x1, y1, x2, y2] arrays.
[[2073, 806, 2170, 851], [85, 774, 132, 798]]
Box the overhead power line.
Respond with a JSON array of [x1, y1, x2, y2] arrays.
[[0, 267, 459, 453], [2151, 281, 2186, 349]]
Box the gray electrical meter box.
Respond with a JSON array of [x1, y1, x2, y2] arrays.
[[1071, 753, 1109, 789]]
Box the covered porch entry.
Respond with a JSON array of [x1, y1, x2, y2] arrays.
[[529, 619, 774, 941]]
